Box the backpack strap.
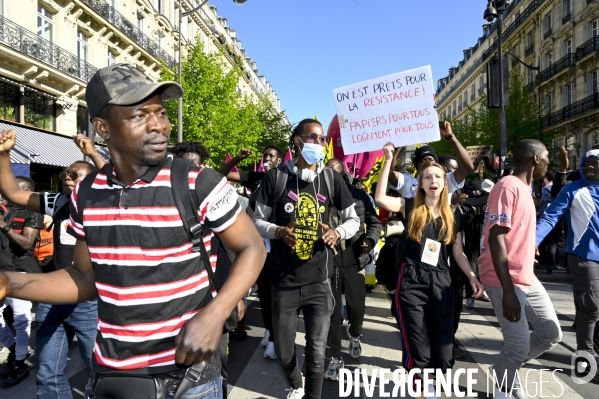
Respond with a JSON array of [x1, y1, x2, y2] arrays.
[[74, 170, 99, 222], [322, 167, 335, 206], [170, 158, 222, 291], [269, 166, 289, 224]]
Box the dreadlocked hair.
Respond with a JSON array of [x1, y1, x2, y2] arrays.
[[407, 161, 455, 246], [288, 118, 321, 154], [171, 141, 210, 162]]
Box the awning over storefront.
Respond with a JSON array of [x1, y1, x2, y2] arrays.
[[0, 122, 109, 168]]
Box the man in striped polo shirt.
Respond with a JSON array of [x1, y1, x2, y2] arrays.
[[0, 63, 266, 399]]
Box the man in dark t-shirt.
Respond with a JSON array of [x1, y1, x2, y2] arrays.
[[253, 119, 359, 399], [0, 176, 42, 387], [219, 145, 284, 360], [0, 156, 99, 395]]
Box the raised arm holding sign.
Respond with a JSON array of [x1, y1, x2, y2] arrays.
[[333, 66, 440, 155]]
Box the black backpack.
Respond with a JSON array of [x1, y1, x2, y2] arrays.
[[75, 158, 239, 333], [248, 165, 336, 225]]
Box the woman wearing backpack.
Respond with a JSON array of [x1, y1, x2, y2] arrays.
[[374, 142, 483, 398]]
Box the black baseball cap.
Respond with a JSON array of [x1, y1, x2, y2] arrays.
[[414, 146, 439, 165], [86, 63, 183, 119]]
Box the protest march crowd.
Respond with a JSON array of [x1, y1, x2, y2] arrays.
[[0, 63, 597, 399]]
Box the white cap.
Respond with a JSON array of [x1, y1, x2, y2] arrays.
[[481, 179, 495, 193]]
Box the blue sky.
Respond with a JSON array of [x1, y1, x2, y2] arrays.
[[215, 0, 486, 131]]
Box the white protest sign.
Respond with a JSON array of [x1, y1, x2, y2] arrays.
[[333, 66, 439, 155]]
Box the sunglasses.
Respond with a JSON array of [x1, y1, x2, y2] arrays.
[[302, 133, 327, 144], [59, 170, 81, 181]]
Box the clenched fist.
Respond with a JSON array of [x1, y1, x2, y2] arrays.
[[0, 130, 16, 153]]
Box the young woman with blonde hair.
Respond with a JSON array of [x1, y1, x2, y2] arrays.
[[375, 142, 483, 398]]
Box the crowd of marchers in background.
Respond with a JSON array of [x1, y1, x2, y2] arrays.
[[0, 64, 597, 399]]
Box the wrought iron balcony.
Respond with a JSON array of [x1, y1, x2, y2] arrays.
[[575, 35, 599, 61], [470, 93, 475, 102], [539, 53, 575, 82], [80, 0, 175, 68], [543, 92, 599, 127], [0, 15, 97, 82], [543, 28, 553, 39], [562, 13, 572, 24], [525, 43, 534, 57]]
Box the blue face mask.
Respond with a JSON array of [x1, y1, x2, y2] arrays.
[[300, 140, 325, 165]]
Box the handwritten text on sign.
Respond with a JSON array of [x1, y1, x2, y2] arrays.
[[333, 66, 439, 155]]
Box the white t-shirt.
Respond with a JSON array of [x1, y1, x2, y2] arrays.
[[391, 171, 464, 199]]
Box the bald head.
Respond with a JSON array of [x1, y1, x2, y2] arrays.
[[326, 158, 344, 174], [512, 139, 549, 180], [512, 139, 546, 165]]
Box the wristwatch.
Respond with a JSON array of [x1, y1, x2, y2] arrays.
[[1, 225, 10, 234]]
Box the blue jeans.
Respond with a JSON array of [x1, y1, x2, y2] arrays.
[[167, 376, 222, 399], [83, 375, 222, 399], [35, 301, 98, 399]]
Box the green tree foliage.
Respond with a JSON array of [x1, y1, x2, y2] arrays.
[[430, 71, 547, 156], [161, 38, 290, 168]]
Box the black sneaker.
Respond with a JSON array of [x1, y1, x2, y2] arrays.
[[0, 345, 15, 377], [1, 363, 29, 388], [453, 343, 466, 359]]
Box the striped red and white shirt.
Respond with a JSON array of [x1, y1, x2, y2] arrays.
[[67, 157, 240, 376]]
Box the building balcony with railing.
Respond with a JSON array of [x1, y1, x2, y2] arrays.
[[575, 35, 599, 62], [525, 43, 535, 57], [543, 92, 599, 127], [544, 28, 553, 40], [0, 14, 97, 83], [79, 0, 176, 68], [539, 53, 575, 82]]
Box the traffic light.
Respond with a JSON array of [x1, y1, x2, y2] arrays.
[[483, 154, 501, 170], [487, 55, 510, 108]]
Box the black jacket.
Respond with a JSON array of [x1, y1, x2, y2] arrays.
[[333, 183, 382, 267]]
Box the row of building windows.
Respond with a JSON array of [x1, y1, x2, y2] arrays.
[[36, 5, 119, 67]]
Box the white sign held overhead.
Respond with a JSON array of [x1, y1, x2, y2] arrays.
[[333, 65, 440, 155]]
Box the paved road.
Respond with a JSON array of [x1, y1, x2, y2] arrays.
[[1, 277, 597, 398]]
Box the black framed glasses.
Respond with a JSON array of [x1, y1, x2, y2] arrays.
[[59, 170, 81, 181]]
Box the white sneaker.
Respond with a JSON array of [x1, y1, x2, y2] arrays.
[[489, 365, 527, 399], [286, 387, 305, 399], [324, 357, 344, 381], [264, 341, 277, 360], [261, 330, 270, 348], [346, 324, 362, 358]]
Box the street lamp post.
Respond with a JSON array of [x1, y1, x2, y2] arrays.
[[506, 52, 542, 141], [484, 0, 510, 179], [177, 0, 247, 143]]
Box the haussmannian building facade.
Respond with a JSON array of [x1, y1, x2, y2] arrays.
[[0, 0, 287, 190], [436, 0, 599, 168]]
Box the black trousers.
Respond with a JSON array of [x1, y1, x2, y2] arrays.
[[452, 247, 480, 334], [272, 282, 332, 399], [539, 223, 561, 268], [395, 263, 454, 373], [327, 265, 366, 358], [257, 255, 274, 342], [570, 254, 599, 355]]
